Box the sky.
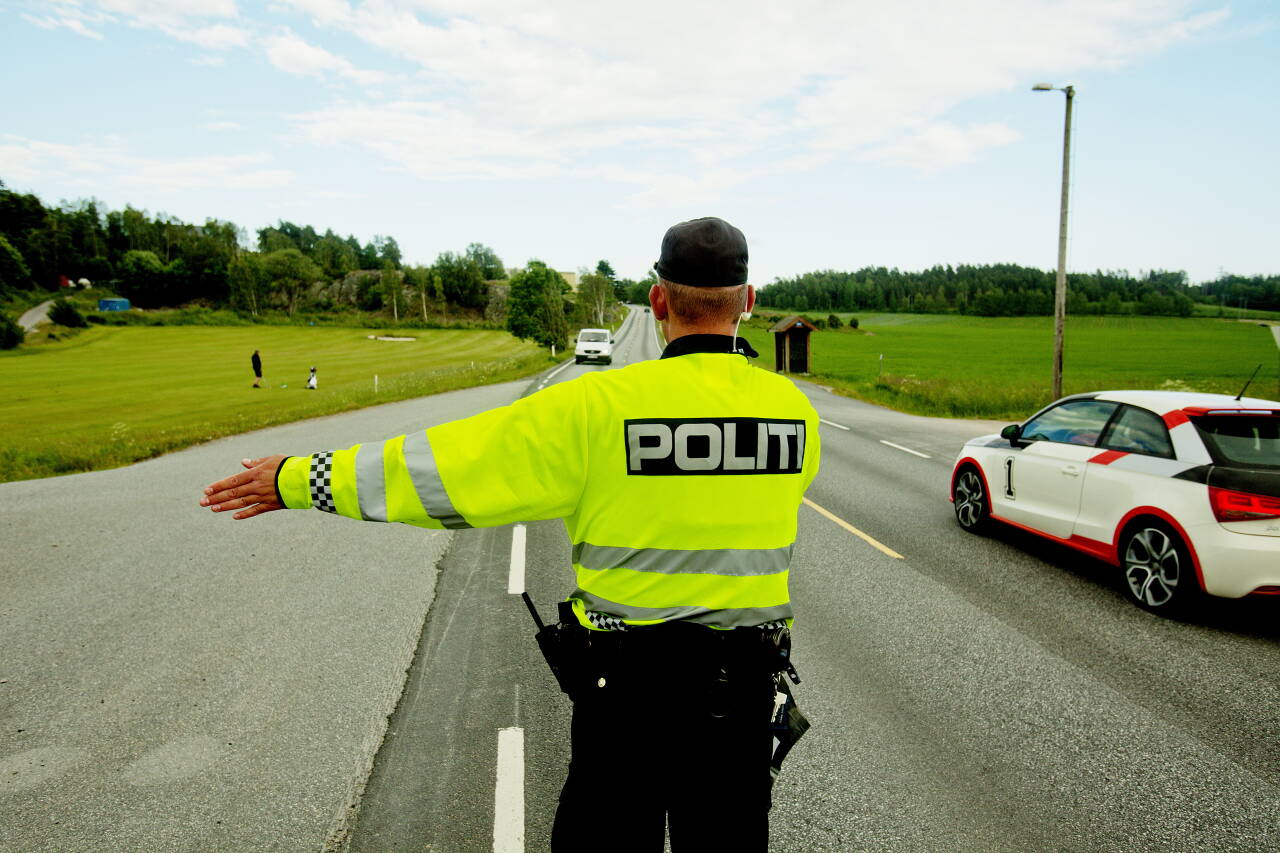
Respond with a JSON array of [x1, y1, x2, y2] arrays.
[[1, 0, 1276, 286]]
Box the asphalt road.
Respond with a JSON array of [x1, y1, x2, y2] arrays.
[[345, 311, 1280, 852], [4, 306, 1278, 852], [17, 300, 52, 332]]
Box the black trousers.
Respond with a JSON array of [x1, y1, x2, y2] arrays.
[[550, 625, 777, 852]]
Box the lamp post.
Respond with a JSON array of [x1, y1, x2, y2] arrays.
[[1033, 82, 1074, 400]]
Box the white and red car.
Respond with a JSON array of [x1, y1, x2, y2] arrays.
[[950, 391, 1280, 615]]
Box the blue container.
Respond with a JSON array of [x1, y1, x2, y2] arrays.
[[97, 298, 131, 311]]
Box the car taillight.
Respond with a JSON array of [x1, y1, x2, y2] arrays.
[[1209, 486, 1280, 522]]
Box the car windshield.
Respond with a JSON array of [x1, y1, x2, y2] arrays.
[[1193, 415, 1280, 469], [579, 332, 608, 342]]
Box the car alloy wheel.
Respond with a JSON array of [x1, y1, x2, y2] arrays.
[[953, 468, 989, 533], [1121, 522, 1194, 613]]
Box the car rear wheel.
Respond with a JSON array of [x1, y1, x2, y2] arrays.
[[1119, 520, 1198, 615], [952, 467, 990, 534]]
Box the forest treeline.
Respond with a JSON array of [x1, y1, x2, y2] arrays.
[[756, 265, 1280, 316], [0, 180, 514, 318], [5, 179, 1275, 325], [0, 181, 631, 350]]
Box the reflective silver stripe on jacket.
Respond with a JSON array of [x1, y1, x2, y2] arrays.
[[354, 442, 388, 522], [572, 543, 794, 576], [574, 591, 793, 628], [401, 431, 473, 529]]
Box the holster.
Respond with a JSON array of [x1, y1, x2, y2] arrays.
[[533, 601, 592, 695]]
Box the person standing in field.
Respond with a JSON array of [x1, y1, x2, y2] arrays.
[[306, 366, 317, 390], [251, 350, 263, 389]]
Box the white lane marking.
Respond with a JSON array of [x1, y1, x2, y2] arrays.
[[803, 497, 905, 560], [879, 439, 931, 459], [819, 418, 850, 431], [493, 727, 525, 853], [507, 524, 526, 594], [546, 359, 574, 380]]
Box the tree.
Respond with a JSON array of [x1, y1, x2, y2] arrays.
[[228, 252, 267, 316], [433, 251, 487, 309], [626, 277, 653, 305], [576, 271, 615, 327], [256, 223, 298, 253], [118, 249, 169, 307], [466, 242, 506, 280], [263, 248, 321, 315], [0, 235, 32, 297], [0, 312, 23, 350], [315, 230, 358, 279], [382, 259, 401, 321], [827, 313, 842, 329], [403, 265, 433, 321], [595, 259, 616, 280], [508, 260, 569, 350], [376, 235, 402, 269], [49, 298, 87, 328]]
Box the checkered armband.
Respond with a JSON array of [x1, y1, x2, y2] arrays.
[[308, 451, 338, 513]]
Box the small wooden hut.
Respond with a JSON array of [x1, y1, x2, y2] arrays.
[[768, 315, 818, 374]]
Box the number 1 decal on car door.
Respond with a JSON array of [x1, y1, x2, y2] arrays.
[[1004, 456, 1016, 500]]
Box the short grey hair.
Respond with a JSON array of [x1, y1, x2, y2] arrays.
[[660, 279, 747, 325]]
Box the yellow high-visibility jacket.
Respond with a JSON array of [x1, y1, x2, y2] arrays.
[[277, 337, 820, 630]]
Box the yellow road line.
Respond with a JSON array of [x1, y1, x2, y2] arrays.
[[803, 497, 905, 560]]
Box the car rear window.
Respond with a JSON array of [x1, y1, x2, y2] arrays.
[[579, 332, 608, 342], [1101, 405, 1174, 458], [1193, 415, 1280, 469]]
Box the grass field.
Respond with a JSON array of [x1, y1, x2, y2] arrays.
[[0, 325, 551, 482], [740, 313, 1280, 420]]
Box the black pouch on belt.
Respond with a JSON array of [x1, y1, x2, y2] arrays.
[[523, 595, 591, 695]]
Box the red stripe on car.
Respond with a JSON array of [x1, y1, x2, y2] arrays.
[[988, 512, 1118, 565], [1089, 450, 1127, 465], [1162, 410, 1190, 428]]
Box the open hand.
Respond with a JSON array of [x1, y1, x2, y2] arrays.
[[201, 455, 289, 520]]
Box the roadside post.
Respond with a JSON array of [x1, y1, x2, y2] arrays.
[[1032, 82, 1075, 400]]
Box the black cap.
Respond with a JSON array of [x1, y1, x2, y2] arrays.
[[654, 217, 748, 287]]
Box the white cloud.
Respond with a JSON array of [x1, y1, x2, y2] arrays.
[[264, 30, 386, 84], [21, 6, 111, 39], [867, 123, 1023, 173], [26, 0, 251, 49], [0, 136, 294, 191], [267, 0, 1224, 201], [18, 0, 1228, 205]]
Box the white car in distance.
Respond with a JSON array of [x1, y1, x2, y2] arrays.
[[950, 390, 1280, 616], [575, 328, 613, 365]]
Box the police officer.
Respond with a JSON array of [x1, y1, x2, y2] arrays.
[[202, 217, 820, 852]]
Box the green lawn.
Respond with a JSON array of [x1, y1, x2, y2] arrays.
[[741, 314, 1280, 419], [0, 325, 551, 482]]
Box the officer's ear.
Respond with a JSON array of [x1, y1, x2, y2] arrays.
[[649, 282, 668, 321]]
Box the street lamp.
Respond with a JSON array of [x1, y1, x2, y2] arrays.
[[1033, 82, 1075, 400]]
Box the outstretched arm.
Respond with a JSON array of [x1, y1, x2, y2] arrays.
[[201, 455, 288, 520], [200, 377, 589, 527]]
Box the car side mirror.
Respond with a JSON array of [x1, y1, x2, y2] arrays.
[[611, 339, 615, 344], [1001, 424, 1023, 446]]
